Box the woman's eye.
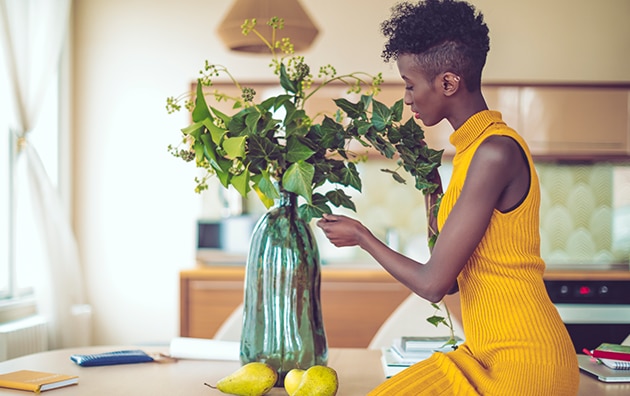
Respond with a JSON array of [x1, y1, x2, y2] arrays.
[[405, 86, 413, 91]]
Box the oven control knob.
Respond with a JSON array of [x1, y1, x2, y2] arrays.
[[598, 285, 608, 294]]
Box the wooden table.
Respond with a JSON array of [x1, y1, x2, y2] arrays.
[[0, 346, 629, 395]]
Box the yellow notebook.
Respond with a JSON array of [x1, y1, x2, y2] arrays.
[[0, 370, 78, 393]]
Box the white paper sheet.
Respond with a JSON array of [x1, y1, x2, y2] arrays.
[[169, 337, 240, 361]]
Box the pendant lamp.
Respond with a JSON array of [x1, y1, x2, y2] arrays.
[[217, 0, 319, 53]]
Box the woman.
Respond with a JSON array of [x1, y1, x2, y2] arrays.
[[316, 1, 579, 394]]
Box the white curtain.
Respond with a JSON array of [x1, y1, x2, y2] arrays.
[[1, 0, 92, 349]]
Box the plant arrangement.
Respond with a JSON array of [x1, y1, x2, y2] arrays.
[[166, 17, 456, 343], [166, 17, 441, 222]]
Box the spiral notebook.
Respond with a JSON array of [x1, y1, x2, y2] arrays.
[[578, 354, 630, 383]]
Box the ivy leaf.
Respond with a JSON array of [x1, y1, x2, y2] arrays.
[[381, 168, 407, 184], [230, 169, 250, 197], [317, 116, 346, 149], [247, 135, 282, 173], [202, 118, 227, 145], [371, 99, 392, 131], [298, 193, 331, 222], [251, 173, 277, 209], [428, 233, 438, 249], [223, 136, 246, 159], [333, 97, 365, 119], [340, 162, 362, 191], [325, 189, 356, 211], [279, 64, 297, 94], [210, 106, 232, 126], [245, 110, 262, 134], [426, 315, 446, 328], [181, 121, 204, 141], [192, 80, 212, 123], [286, 136, 315, 162], [400, 117, 425, 140], [283, 160, 314, 203], [390, 99, 404, 122]]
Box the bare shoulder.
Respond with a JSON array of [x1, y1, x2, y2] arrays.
[[465, 134, 526, 192], [476, 134, 521, 161]]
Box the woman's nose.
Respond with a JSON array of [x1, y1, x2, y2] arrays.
[[403, 90, 413, 106]]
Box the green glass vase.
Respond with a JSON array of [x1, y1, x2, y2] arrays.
[[240, 190, 328, 385]]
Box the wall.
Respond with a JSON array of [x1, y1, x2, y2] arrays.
[[71, 0, 630, 345]]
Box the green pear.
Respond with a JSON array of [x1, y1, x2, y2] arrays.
[[283, 368, 305, 395], [291, 365, 338, 396], [206, 362, 278, 396]]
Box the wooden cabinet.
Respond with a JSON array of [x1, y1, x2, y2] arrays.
[[180, 266, 412, 348], [376, 83, 630, 160]]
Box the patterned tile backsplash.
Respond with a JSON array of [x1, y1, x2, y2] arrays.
[[324, 160, 630, 266]]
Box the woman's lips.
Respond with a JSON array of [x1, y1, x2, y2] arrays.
[[414, 112, 421, 119]]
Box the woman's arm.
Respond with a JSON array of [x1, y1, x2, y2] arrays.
[[316, 135, 527, 302]]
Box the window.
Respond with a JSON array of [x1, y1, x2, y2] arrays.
[[1, 57, 12, 300], [0, 46, 61, 306]]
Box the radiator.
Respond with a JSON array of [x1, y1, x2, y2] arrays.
[[0, 315, 49, 361]]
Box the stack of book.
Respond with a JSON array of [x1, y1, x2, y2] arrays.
[[586, 343, 630, 370], [380, 336, 464, 378]]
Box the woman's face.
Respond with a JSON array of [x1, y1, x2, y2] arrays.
[[396, 53, 446, 127]]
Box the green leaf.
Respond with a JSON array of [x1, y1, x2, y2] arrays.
[[282, 161, 314, 202], [245, 110, 262, 134], [371, 99, 392, 131], [193, 140, 205, 164], [325, 189, 356, 211], [390, 99, 404, 122], [230, 169, 250, 197], [202, 118, 227, 145], [223, 136, 246, 159], [286, 136, 315, 162], [333, 97, 365, 119], [192, 81, 212, 123], [199, 133, 218, 164], [340, 162, 362, 191], [426, 315, 446, 327], [400, 117, 425, 140], [316, 116, 346, 149], [381, 168, 407, 184], [181, 120, 204, 138], [298, 193, 331, 222], [210, 106, 232, 126], [428, 234, 438, 249], [250, 173, 277, 209], [247, 135, 283, 173], [255, 171, 280, 200], [279, 64, 297, 94]]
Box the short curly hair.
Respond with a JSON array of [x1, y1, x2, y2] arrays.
[[381, 0, 490, 91]]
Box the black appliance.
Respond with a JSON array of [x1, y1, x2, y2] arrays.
[[545, 278, 630, 353]]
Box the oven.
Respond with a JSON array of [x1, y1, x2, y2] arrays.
[[545, 276, 630, 353]]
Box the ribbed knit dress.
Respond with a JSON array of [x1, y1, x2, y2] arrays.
[[369, 110, 580, 395]]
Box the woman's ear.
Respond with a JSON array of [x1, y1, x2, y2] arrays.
[[441, 72, 461, 96]]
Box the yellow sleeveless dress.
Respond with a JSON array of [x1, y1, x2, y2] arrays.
[[369, 111, 579, 395]]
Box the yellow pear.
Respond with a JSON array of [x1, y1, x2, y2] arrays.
[[291, 365, 338, 396], [283, 368, 305, 395], [206, 362, 278, 396]]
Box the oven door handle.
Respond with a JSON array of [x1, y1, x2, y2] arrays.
[[553, 304, 630, 324]]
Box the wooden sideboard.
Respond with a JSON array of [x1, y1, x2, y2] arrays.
[[180, 265, 630, 348], [180, 265, 414, 348]]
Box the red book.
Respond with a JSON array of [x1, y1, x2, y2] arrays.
[[591, 343, 630, 362]]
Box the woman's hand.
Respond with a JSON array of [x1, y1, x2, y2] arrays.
[[315, 213, 369, 248]]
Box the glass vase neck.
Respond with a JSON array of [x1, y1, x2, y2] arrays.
[[277, 189, 297, 208]]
